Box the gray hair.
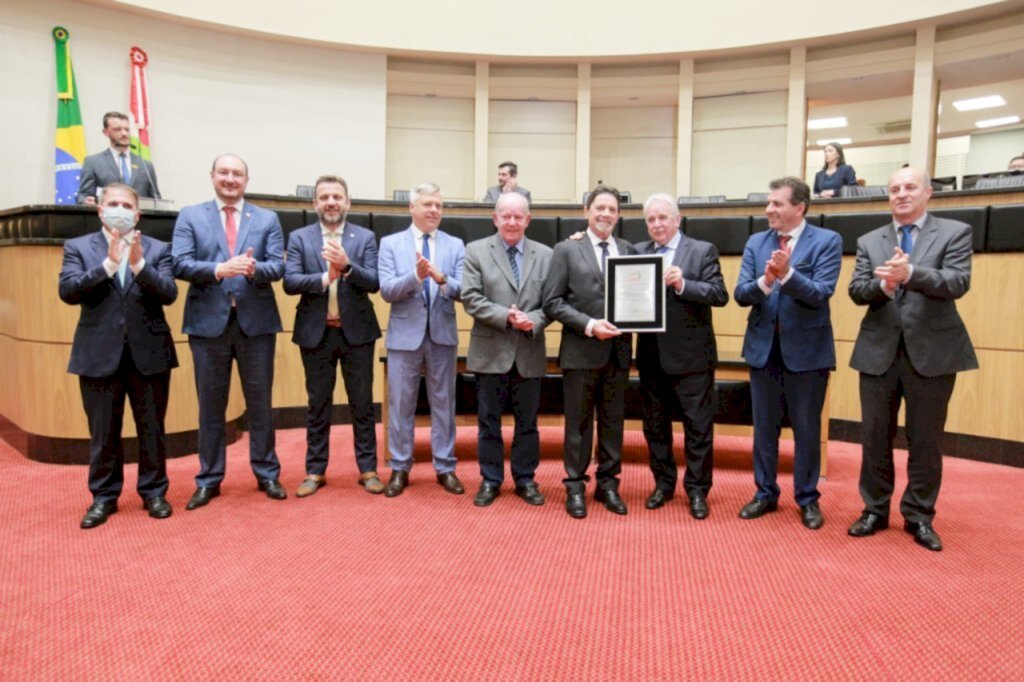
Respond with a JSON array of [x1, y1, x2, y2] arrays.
[[643, 193, 678, 217], [409, 182, 442, 204], [495, 192, 530, 213]]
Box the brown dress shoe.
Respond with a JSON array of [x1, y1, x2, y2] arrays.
[[359, 471, 385, 495], [384, 470, 409, 498], [296, 475, 326, 498]]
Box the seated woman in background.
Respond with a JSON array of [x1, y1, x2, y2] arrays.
[[813, 142, 857, 198]]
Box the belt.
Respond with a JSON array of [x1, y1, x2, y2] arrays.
[[325, 319, 342, 328]]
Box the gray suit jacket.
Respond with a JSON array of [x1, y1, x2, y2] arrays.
[[483, 185, 532, 204], [77, 149, 160, 203], [849, 214, 978, 377], [542, 234, 635, 370], [462, 233, 552, 377]]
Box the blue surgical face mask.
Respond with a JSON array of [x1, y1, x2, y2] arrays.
[[102, 206, 137, 234]]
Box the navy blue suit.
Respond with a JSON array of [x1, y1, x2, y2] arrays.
[[284, 221, 382, 476], [59, 230, 178, 504], [734, 223, 841, 506], [172, 200, 285, 488]]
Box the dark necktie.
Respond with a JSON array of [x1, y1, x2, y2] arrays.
[[899, 225, 915, 254], [120, 153, 131, 183], [507, 245, 519, 286], [422, 234, 431, 309], [598, 241, 609, 274]]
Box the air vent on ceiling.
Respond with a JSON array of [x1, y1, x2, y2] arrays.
[[873, 119, 912, 135]]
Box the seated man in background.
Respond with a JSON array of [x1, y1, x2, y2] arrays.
[[483, 161, 532, 203], [59, 183, 178, 528]]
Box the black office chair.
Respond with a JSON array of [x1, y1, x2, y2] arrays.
[[839, 185, 887, 198], [746, 192, 768, 203], [975, 175, 1024, 189], [295, 185, 314, 198]]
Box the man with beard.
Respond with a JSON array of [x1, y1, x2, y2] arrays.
[[77, 112, 160, 204], [284, 175, 383, 497]]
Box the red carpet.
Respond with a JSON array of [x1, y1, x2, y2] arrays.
[[0, 426, 1021, 679]]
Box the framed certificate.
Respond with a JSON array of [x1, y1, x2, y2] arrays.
[[605, 255, 666, 332]]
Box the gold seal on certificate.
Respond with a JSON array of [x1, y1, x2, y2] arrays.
[[605, 255, 666, 332]]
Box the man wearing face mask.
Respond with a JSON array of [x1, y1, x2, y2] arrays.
[[59, 183, 179, 529]]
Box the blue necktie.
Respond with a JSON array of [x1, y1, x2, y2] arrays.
[[422, 234, 431, 309], [507, 245, 520, 286], [119, 153, 131, 183], [117, 248, 129, 286], [899, 224, 915, 254], [598, 241, 609, 274]]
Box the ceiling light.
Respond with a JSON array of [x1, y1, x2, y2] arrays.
[[952, 95, 1005, 112], [816, 138, 852, 146], [808, 117, 848, 130], [975, 115, 1021, 129]]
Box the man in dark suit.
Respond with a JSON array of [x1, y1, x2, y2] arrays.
[[482, 161, 531, 204], [847, 167, 978, 552], [59, 183, 178, 528], [542, 185, 635, 518], [76, 112, 160, 205], [462, 192, 552, 507], [734, 177, 842, 530], [635, 193, 729, 520], [283, 175, 383, 497], [377, 183, 465, 497], [171, 154, 287, 509]]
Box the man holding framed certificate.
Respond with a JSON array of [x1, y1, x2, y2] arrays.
[[634, 193, 729, 520], [542, 185, 637, 519]]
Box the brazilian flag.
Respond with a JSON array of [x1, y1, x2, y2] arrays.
[[53, 26, 86, 205]]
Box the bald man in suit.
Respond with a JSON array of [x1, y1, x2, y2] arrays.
[[847, 167, 978, 552]]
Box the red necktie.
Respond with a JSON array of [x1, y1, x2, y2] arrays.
[[779, 234, 791, 253], [224, 206, 238, 255]]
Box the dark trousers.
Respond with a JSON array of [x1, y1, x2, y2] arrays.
[[300, 328, 377, 476], [640, 366, 715, 499], [475, 366, 541, 486], [562, 363, 627, 494], [79, 342, 170, 505], [749, 335, 829, 507], [858, 340, 955, 523], [189, 311, 280, 488]]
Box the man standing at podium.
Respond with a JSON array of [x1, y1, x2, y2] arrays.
[[172, 154, 287, 510], [76, 112, 160, 205], [59, 183, 178, 528], [847, 167, 978, 552]]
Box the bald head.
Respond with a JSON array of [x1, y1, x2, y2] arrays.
[[888, 166, 932, 225], [495, 191, 529, 214]]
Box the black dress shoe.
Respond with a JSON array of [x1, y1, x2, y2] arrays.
[[645, 489, 673, 510], [848, 512, 889, 537], [80, 501, 117, 529], [800, 501, 824, 530], [185, 487, 220, 510], [904, 521, 943, 552], [595, 488, 628, 515], [738, 497, 778, 519], [689, 495, 709, 520], [143, 496, 172, 519], [384, 470, 409, 498], [474, 482, 500, 507], [437, 472, 465, 495], [565, 492, 587, 519], [258, 479, 287, 500], [515, 482, 545, 506]]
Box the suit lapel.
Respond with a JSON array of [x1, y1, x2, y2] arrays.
[[235, 205, 255, 256], [207, 202, 230, 260], [909, 215, 940, 265], [520, 238, 538, 288], [490, 234, 518, 290], [579, 236, 604, 284], [313, 226, 328, 273], [103, 151, 120, 181], [790, 225, 812, 265]]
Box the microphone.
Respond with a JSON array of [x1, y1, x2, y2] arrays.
[[138, 153, 161, 200]]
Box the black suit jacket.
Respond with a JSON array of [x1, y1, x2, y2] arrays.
[[58, 231, 178, 378], [76, 150, 160, 203], [283, 221, 382, 348], [635, 235, 729, 375], [542, 235, 635, 370]]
